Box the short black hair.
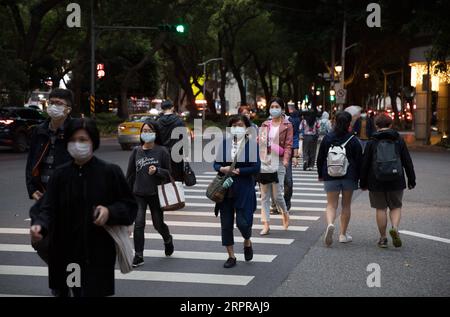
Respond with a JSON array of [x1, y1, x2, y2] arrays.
[[161, 100, 174, 110], [65, 118, 100, 151], [49, 88, 74, 107], [227, 114, 251, 128], [375, 113, 393, 128]]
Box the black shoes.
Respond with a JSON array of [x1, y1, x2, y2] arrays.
[[164, 235, 174, 256], [132, 254, 144, 267], [223, 257, 237, 268], [244, 245, 253, 262], [377, 237, 388, 248]]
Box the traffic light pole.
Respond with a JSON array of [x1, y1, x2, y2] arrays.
[[90, 2, 183, 118]]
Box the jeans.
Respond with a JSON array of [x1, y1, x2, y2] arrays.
[[220, 197, 254, 246], [134, 195, 171, 256], [261, 165, 288, 222], [302, 135, 318, 168]]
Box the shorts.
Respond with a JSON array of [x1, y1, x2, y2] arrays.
[[369, 190, 404, 209], [324, 179, 358, 193]]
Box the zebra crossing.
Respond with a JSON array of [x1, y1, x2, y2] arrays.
[[0, 166, 327, 297]]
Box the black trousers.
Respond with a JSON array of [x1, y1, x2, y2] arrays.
[[134, 195, 171, 256]]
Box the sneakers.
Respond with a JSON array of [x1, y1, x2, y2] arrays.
[[389, 227, 402, 248], [324, 224, 335, 247], [339, 233, 353, 243], [223, 257, 237, 268], [132, 254, 144, 267], [244, 244, 253, 262], [377, 237, 388, 248], [164, 235, 174, 256], [259, 226, 270, 236]]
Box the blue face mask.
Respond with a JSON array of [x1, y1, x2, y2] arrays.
[[270, 108, 282, 118], [141, 132, 156, 143]]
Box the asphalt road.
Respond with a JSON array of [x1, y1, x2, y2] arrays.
[[0, 139, 449, 297]]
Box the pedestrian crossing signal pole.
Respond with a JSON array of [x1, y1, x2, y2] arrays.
[[90, 94, 95, 118]]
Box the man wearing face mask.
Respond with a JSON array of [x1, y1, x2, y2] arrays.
[[26, 88, 74, 263], [353, 109, 375, 151]]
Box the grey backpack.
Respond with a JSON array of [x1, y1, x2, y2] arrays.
[[327, 135, 354, 177], [372, 139, 403, 181]]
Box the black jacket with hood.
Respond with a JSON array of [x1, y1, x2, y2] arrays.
[[360, 129, 416, 192], [156, 113, 186, 181]]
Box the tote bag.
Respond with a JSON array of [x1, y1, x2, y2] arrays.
[[158, 177, 185, 211]]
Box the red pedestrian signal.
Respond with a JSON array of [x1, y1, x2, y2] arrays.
[[97, 63, 105, 79]]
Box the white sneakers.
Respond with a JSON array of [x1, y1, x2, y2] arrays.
[[339, 234, 353, 243], [324, 224, 335, 246], [324, 224, 353, 246]]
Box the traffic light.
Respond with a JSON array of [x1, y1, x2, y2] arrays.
[[97, 63, 105, 79], [329, 89, 335, 102], [158, 24, 187, 33]]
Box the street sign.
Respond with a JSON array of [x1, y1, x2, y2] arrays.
[[335, 85, 347, 104]]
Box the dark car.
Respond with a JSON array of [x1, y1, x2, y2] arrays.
[[0, 107, 46, 152]]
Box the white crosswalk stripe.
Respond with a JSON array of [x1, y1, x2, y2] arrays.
[[0, 168, 326, 294]]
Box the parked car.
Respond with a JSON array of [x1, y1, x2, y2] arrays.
[[0, 107, 46, 152]]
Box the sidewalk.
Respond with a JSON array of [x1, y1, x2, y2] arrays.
[[272, 190, 450, 297], [400, 131, 449, 152]]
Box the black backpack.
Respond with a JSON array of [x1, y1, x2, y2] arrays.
[[372, 139, 403, 181]]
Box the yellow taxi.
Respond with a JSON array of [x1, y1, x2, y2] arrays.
[[117, 111, 192, 150], [117, 113, 157, 150]]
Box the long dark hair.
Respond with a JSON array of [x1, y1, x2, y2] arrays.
[[305, 112, 317, 128], [334, 111, 352, 137]]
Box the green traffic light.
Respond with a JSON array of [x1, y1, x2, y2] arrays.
[[176, 24, 185, 33]]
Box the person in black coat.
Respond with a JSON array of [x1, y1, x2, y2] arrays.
[[26, 88, 74, 264], [156, 100, 187, 182], [29, 118, 137, 297], [360, 114, 416, 249]]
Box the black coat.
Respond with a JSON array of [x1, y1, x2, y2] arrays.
[[360, 129, 416, 191], [34, 157, 137, 296], [25, 118, 72, 199], [156, 113, 186, 181]]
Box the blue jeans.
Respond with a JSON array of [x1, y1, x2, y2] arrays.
[[220, 197, 254, 246]]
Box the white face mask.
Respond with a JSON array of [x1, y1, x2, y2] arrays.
[[68, 141, 93, 161], [141, 132, 156, 143], [46, 104, 66, 120], [361, 113, 367, 119], [230, 126, 246, 139]]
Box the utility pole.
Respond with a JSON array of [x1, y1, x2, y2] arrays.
[[90, 0, 95, 117], [198, 58, 223, 121]]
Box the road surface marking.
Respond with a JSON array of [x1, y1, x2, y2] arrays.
[[146, 220, 308, 232], [399, 230, 450, 244], [0, 265, 254, 286], [0, 228, 294, 245], [180, 203, 325, 212], [0, 244, 276, 263], [157, 210, 320, 221], [195, 179, 323, 186], [184, 195, 326, 204]]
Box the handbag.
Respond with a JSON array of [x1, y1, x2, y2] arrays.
[[183, 162, 197, 186], [256, 171, 279, 184], [158, 177, 185, 211], [206, 138, 247, 203]]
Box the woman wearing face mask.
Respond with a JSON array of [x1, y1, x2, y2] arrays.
[[258, 98, 293, 235], [29, 118, 138, 297], [213, 115, 260, 268], [126, 121, 173, 268]]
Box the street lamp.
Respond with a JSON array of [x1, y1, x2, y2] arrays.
[[198, 58, 223, 121], [334, 65, 342, 74]]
